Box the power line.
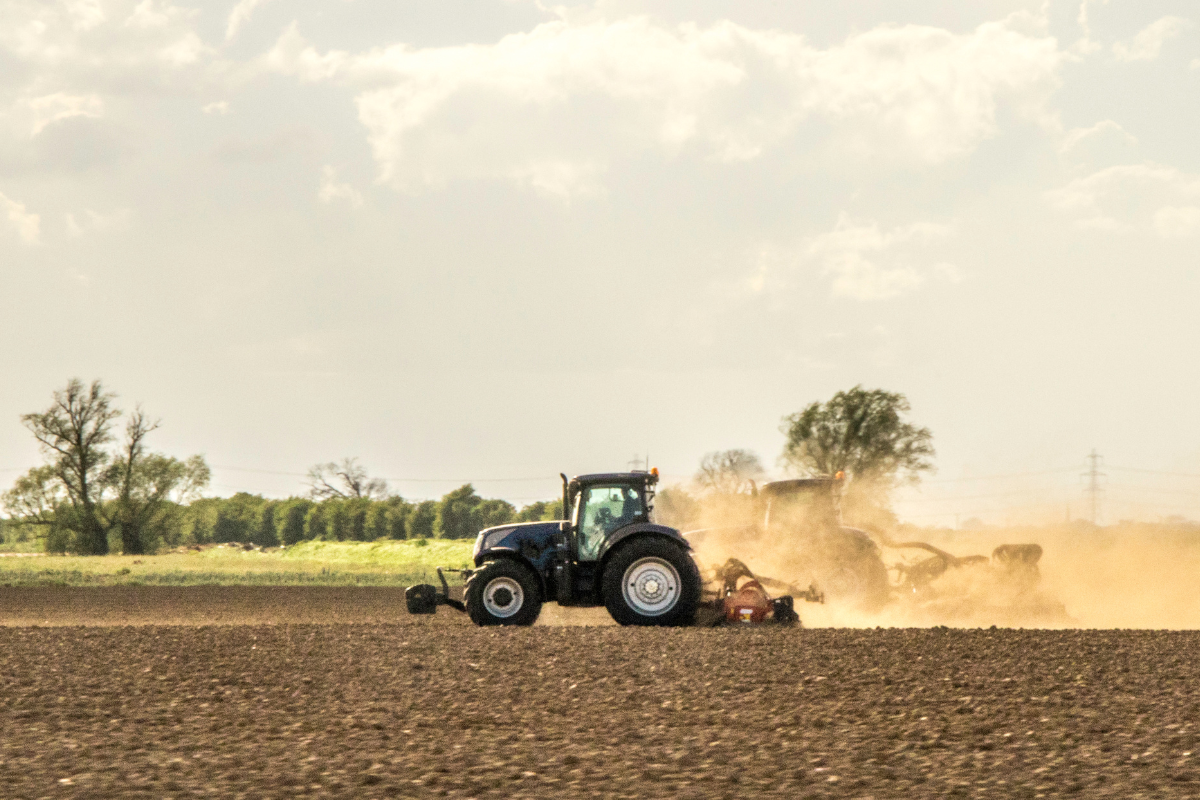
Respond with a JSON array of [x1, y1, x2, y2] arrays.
[[921, 466, 1083, 484], [903, 487, 1081, 503], [210, 465, 555, 483], [1108, 465, 1200, 479]]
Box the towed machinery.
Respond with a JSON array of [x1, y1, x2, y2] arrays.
[[405, 470, 821, 626], [684, 475, 1051, 614], [684, 476, 891, 611]]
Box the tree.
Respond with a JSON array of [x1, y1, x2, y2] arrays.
[[8, 380, 120, 554], [304, 503, 328, 541], [406, 500, 438, 540], [437, 484, 481, 539], [306, 458, 389, 501], [3, 379, 209, 554], [107, 410, 209, 554], [275, 499, 313, 546], [780, 386, 934, 485], [474, 498, 516, 532], [212, 493, 265, 544], [516, 500, 562, 522], [694, 449, 765, 494]]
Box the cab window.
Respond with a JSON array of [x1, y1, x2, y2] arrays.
[[577, 484, 644, 561]]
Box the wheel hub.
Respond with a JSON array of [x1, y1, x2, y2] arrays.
[[482, 576, 524, 618], [622, 557, 680, 616]]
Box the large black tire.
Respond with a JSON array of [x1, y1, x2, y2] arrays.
[[818, 554, 890, 612], [465, 559, 543, 626], [602, 538, 701, 626]]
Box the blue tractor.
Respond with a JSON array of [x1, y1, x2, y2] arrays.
[[405, 470, 702, 626]]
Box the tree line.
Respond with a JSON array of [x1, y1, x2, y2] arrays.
[[155, 486, 561, 552], [3, 380, 935, 553]]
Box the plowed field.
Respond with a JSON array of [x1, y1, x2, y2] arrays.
[[1, 587, 1198, 798]]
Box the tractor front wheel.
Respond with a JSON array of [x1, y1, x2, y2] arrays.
[[465, 559, 543, 626], [602, 538, 701, 626]]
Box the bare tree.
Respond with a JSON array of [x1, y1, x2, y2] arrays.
[[14, 379, 120, 554], [306, 458, 389, 501], [694, 449, 765, 495], [4, 380, 211, 554], [106, 409, 211, 554]]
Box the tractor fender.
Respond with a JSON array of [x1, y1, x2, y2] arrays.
[[596, 524, 694, 583], [473, 549, 549, 596]]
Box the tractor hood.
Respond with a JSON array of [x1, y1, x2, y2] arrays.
[[473, 520, 564, 566]]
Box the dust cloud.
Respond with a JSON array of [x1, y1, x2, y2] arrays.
[[531, 487, 1200, 629], [686, 520, 1200, 630]]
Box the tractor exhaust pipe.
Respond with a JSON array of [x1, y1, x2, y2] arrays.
[[560, 473, 570, 521]]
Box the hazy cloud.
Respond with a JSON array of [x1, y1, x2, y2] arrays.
[[266, 15, 1063, 194], [227, 0, 274, 41], [1112, 16, 1191, 62], [743, 214, 958, 301], [126, 0, 173, 29], [1047, 163, 1200, 234], [0, 190, 41, 244], [202, 100, 231, 115], [65, 207, 132, 236], [213, 128, 311, 164], [1060, 119, 1135, 153], [806, 215, 956, 301], [0, 0, 211, 84], [317, 165, 363, 207], [1154, 206, 1200, 238], [23, 92, 104, 135]]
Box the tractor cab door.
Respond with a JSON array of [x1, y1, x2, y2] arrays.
[[574, 483, 647, 561]]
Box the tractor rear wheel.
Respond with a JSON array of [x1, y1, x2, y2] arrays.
[[465, 559, 542, 626], [602, 538, 701, 626]]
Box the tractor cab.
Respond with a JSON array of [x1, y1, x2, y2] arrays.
[[564, 471, 657, 561]]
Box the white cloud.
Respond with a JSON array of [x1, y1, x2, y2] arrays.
[[1154, 206, 1200, 238], [318, 165, 363, 207], [227, 0, 273, 42], [1112, 16, 1191, 62], [744, 214, 958, 301], [1060, 119, 1135, 153], [0, 191, 41, 244], [1046, 163, 1200, 235], [159, 30, 207, 66], [267, 15, 1063, 194], [67, 0, 105, 31], [203, 100, 230, 115], [0, 0, 209, 77], [22, 92, 103, 135], [806, 215, 955, 301], [126, 0, 171, 29]]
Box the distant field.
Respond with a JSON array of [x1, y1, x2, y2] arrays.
[[0, 539, 476, 587]]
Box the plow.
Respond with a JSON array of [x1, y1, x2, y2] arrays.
[[406, 469, 1061, 627]]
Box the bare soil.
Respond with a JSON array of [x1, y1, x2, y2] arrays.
[[1, 587, 1198, 798]]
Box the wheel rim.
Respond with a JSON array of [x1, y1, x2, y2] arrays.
[[482, 576, 524, 618], [622, 557, 681, 616], [824, 566, 864, 598]]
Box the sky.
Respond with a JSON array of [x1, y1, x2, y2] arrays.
[[1, 0, 1199, 524]]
